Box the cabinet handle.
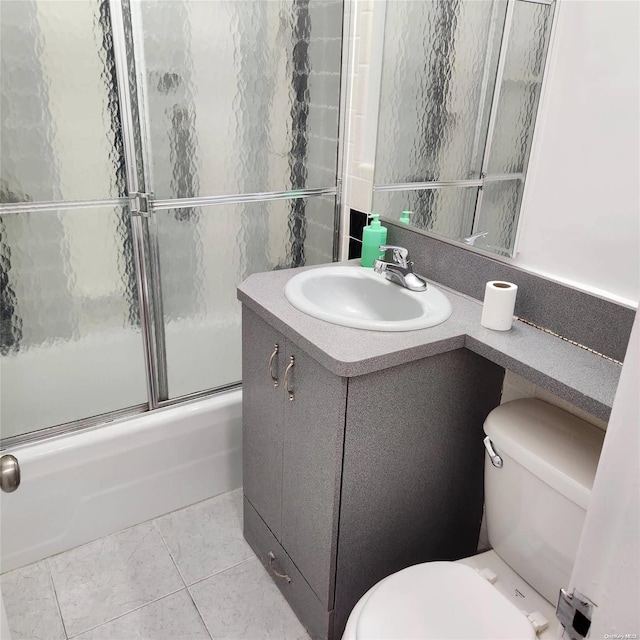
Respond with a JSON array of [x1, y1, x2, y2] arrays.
[[268, 551, 291, 583], [284, 355, 295, 401], [268, 344, 279, 387]]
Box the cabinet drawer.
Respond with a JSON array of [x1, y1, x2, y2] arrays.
[[244, 497, 333, 640]]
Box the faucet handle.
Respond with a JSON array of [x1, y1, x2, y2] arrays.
[[462, 231, 489, 246], [379, 244, 409, 267]]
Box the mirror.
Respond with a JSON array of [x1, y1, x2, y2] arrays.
[[358, 0, 554, 257]]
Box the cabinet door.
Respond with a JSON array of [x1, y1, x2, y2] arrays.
[[242, 308, 286, 539], [281, 345, 347, 607], [333, 349, 505, 636]]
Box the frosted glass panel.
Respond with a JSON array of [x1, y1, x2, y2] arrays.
[[373, 188, 478, 240], [158, 196, 335, 398], [375, 0, 507, 184], [0, 0, 126, 203], [486, 1, 553, 175], [0, 207, 147, 439], [135, 0, 343, 199], [474, 1, 553, 256], [474, 180, 523, 255]]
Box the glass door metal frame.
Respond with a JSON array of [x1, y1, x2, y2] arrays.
[[0, 0, 351, 451], [121, 0, 348, 409], [109, 0, 160, 410]]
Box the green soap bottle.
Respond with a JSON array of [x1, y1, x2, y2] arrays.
[[399, 210, 412, 224], [361, 214, 387, 268]]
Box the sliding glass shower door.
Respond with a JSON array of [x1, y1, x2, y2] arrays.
[[0, 1, 148, 439], [0, 0, 344, 443], [130, 0, 343, 400]]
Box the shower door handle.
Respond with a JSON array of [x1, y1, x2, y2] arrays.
[[1, 455, 20, 493]]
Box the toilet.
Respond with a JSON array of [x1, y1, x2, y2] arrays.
[[343, 398, 605, 640]]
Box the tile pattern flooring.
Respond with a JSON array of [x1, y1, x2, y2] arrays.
[[1, 489, 310, 640]]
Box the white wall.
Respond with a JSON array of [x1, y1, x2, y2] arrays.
[[343, 0, 640, 306], [515, 0, 640, 307], [565, 312, 640, 636]]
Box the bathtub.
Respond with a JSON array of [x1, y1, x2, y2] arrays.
[[0, 389, 242, 573]]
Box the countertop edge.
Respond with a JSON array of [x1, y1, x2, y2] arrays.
[[237, 267, 621, 420], [238, 289, 466, 377], [463, 336, 612, 421]]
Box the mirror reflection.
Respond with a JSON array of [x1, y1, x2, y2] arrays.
[[371, 0, 554, 256]]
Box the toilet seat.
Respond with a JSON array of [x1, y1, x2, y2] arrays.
[[354, 562, 536, 640]]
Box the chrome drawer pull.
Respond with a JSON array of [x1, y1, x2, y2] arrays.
[[268, 551, 291, 583], [268, 344, 279, 387], [284, 356, 295, 401]]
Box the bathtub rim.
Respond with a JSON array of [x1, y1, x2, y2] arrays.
[[1, 381, 241, 452], [0, 385, 243, 573]]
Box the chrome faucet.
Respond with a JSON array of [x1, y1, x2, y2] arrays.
[[462, 231, 489, 246], [373, 245, 427, 292]]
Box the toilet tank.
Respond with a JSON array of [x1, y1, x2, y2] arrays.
[[484, 398, 605, 604]]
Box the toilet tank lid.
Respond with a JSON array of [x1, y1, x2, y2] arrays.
[[484, 399, 605, 509]]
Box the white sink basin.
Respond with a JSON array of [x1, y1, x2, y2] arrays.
[[284, 266, 452, 332]]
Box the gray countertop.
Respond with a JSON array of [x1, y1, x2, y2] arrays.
[[237, 263, 621, 421]]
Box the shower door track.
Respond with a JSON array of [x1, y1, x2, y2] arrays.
[[0, 381, 243, 451]]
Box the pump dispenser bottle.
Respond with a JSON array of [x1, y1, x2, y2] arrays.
[[361, 214, 387, 268], [399, 210, 412, 224]]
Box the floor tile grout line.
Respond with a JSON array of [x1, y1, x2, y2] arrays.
[[152, 508, 256, 590], [45, 558, 70, 640], [0, 488, 247, 580], [3, 488, 251, 639], [65, 586, 186, 639], [183, 557, 276, 640], [78, 507, 253, 640], [64, 522, 190, 637], [30, 489, 242, 571], [184, 584, 215, 640], [45, 522, 186, 638], [152, 520, 189, 588], [187, 556, 311, 640], [185, 556, 255, 590]]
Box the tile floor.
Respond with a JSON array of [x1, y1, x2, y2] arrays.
[[1, 489, 310, 640]]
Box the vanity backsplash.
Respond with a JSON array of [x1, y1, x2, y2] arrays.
[[347, 212, 635, 364]]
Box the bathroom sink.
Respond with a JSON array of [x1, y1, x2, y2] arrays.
[[284, 266, 452, 331]]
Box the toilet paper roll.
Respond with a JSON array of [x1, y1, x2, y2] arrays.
[[481, 281, 518, 331]]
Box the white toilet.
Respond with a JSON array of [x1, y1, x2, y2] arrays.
[[343, 398, 605, 640]]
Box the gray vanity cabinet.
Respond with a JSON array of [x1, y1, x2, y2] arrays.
[[242, 308, 346, 614], [242, 309, 287, 540], [242, 306, 505, 640], [280, 343, 347, 605]]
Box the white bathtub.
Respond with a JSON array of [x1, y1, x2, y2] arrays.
[[0, 389, 242, 573]]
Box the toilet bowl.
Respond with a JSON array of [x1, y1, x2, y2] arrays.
[[343, 399, 605, 640]]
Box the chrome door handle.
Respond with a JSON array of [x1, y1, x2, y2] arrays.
[[284, 356, 295, 401], [483, 436, 503, 468], [1, 455, 20, 493], [268, 344, 279, 387]]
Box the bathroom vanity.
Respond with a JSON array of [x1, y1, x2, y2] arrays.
[[237, 264, 621, 640]]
